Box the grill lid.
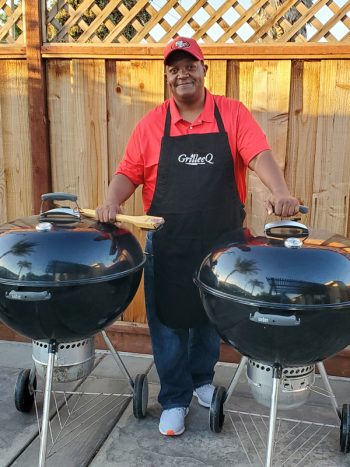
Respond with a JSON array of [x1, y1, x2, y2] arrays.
[[196, 225, 350, 309], [0, 211, 145, 287]]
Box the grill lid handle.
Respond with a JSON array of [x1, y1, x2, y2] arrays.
[[264, 220, 309, 239], [265, 205, 309, 239], [41, 192, 77, 202], [40, 192, 81, 222]]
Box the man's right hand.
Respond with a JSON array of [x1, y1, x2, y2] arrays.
[[95, 203, 121, 223], [94, 174, 137, 223]]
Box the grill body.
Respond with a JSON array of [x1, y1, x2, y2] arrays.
[[196, 227, 350, 366], [0, 214, 145, 342]]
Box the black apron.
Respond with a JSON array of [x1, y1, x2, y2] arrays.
[[148, 102, 244, 328]]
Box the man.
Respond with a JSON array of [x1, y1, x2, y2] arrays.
[[96, 37, 299, 436]]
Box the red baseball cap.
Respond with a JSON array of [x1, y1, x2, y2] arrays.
[[164, 37, 204, 64]]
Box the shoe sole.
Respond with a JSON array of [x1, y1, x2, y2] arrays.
[[159, 427, 185, 436]]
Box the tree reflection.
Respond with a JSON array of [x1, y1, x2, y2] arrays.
[[0, 240, 37, 260], [224, 256, 259, 283], [17, 260, 32, 278], [248, 278, 264, 294]]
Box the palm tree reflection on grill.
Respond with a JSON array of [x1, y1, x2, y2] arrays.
[[17, 260, 32, 279], [0, 240, 37, 260], [248, 278, 264, 294], [224, 256, 259, 283], [0, 240, 37, 280]]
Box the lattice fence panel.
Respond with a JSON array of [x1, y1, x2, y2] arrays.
[[1, 1, 350, 45], [0, 0, 24, 44], [42, 0, 350, 44]]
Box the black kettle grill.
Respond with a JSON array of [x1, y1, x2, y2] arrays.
[[0, 193, 145, 342], [0, 193, 148, 466], [195, 215, 350, 466]]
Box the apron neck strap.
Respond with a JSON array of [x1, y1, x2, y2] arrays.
[[214, 102, 225, 133], [164, 104, 172, 136], [164, 100, 226, 136]]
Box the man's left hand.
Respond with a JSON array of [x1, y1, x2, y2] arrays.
[[265, 194, 300, 217]]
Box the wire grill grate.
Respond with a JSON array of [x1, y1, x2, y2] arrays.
[[33, 389, 132, 459], [227, 409, 340, 467]]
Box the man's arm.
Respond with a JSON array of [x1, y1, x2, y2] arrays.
[[96, 174, 136, 223], [248, 150, 299, 217]]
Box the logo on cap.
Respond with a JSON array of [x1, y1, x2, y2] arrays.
[[173, 40, 190, 50]]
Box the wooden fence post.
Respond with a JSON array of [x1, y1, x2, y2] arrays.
[[23, 0, 51, 214]]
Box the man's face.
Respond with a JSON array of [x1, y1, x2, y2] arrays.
[[165, 52, 207, 102]]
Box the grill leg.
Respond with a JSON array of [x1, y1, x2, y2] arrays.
[[101, 330, 134, 390], [265, 365, 282, 467], [29, 363, 36, 393], [317, 361, 341, 420], [38, 341, 57, 467], [225, 356, 248, 402]]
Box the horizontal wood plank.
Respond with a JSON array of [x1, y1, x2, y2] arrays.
[[0, 46, 26, 57], [40, 43, 350, 59]]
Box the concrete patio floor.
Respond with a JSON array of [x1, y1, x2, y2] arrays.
[[1, 339, 350, 467]]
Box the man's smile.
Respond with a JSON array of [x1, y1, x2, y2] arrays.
[[176, 81, 194, 87]]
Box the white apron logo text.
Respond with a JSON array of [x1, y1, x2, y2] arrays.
[[178, 153, 214, 166]]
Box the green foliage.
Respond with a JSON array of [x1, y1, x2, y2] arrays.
[[48, 0, 151, 42]]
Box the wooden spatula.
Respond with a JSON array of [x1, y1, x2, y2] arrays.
[[80, 208, 164, 230]]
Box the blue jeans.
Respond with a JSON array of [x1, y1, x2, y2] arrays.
[[144, 232, 221, 409]]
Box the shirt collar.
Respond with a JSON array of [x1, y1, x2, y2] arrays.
[[169, 88, 215, 124]]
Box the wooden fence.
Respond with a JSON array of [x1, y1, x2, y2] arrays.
[[1, 1, 350, 325]]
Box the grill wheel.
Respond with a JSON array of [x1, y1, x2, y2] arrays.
[[14, 368, 37, 413], [340, 403, 350, 453], [132, 373, 148, 419], [209, 386, 226, 433]]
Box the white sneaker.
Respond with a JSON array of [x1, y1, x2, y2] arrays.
[[159, 407, 189, 436], [193, 383, 215, 408]]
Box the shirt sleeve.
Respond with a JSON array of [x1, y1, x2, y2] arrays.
[[236, 102, 271, 165], [115, 124, 144, 187]]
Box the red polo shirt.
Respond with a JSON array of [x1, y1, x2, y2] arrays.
[[116, 89, 270, 212]]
